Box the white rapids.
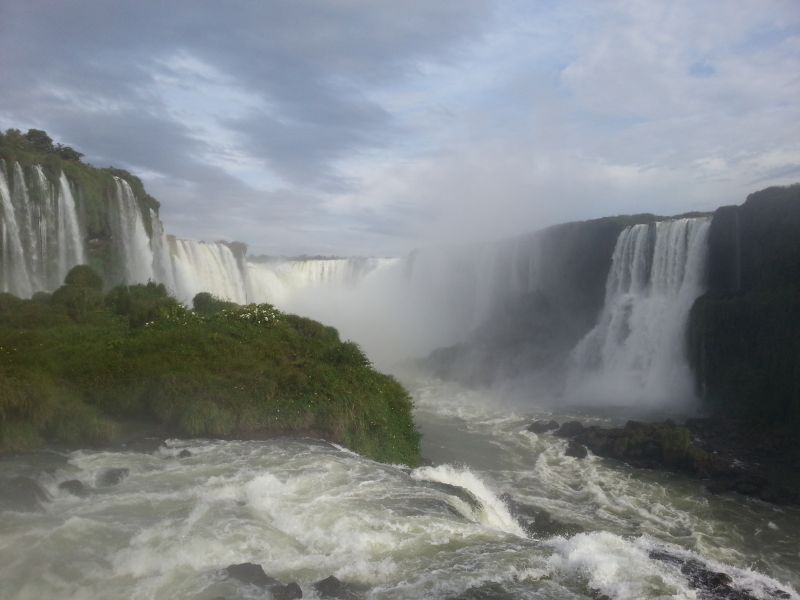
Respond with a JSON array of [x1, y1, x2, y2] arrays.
[[1, 378, 799, 600]]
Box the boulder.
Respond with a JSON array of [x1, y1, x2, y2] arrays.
[[554, 421, 585, 438], [426, 481, 483, 512], [647, 549, 788, 600], [448, 581, 516, 599], [0, 477, 50, 511], [58, 479, 88, 497], [500, 494, 583, 538], [178, 449, 192, 458], [526, 420, 559, 434], [273, 582, 303, 600], [313, 575, 358, 599], [564, 441, 588, 459], [225, 563, 279, 588], [574, 421, 713, 476], [98, 467, 129, 487]]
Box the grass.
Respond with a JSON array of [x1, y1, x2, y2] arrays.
[[0, 270, 421, 465]]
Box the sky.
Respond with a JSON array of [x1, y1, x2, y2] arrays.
[[1, 0, 799, 256]]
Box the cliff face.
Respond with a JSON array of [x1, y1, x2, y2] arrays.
[[688, 184, 800, 438], [426, 214, 664, 384], [0, 144, 159, 294], [0, 131, 253, 305]]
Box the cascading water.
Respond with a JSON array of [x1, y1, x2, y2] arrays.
[[566, 217, 711, 406], [149, 209, 176, 294], [56, 172, 85, 277], [0, 162, 32, 297], [0, 161, 87, 295], [110, 177, 155, 285], [170, 238, 249, 305], [246, 257, 396, 306]]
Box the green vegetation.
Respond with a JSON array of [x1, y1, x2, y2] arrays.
[[0, 267, 420, 464]]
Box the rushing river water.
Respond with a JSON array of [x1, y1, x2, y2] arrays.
[[1, 379, 798, 600]]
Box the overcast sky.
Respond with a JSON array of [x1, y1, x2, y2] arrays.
[[1, 1, 798, 256]]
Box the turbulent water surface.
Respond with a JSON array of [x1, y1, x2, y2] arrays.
[[1, 379, 798, 600]]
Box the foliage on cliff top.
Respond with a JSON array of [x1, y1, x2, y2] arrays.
[[0, 128, 160, 220], [0, 268, 420, 465]]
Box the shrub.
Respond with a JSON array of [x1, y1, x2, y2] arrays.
[[64, 265, 103, 290], [193, 291, 237, 315]]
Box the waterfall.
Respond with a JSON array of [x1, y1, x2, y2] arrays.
[[57, 172, 85, 278], [566, 217, 711, 406], [110, 177, 155, 284], [0, 162, 33, 296], [246, 257, 396, 306], [169, 238, 249, 305], [149, 209, 176, 293], [0, 161, 89, 295]]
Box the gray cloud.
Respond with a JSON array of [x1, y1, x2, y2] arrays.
[[0, 0, 798, 255]]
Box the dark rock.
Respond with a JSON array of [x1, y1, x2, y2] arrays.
[[426, 481, 483, 512], [554, 421, 585, 438], [565, 441, 588, 459], [526, 420, 559, 434], [178, 449, 192, 458], [273, 582, 303, 600], [0, 477, 50, 511], [448, 581, 516, 599], [225, 563, 279, 588], [648, 549, 793, 600], [313, 575, 358, 599], [500, 494, 583, 538], [98, 468, 129, 486], [574, 421, 713, 476], [58, 479, 88, 497]]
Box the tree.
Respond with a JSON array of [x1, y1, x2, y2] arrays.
[[64, 265, 104, 290], [24, 129, 54, 154], [55, 144, 84, 162]]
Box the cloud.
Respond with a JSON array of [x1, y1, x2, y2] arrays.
[[0, 0, 798, 255]]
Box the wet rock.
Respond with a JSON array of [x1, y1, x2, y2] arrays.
[[58, 479, 88, 497], [225, 563, 280, 587], [0, 477, 50, 512], [98, 467, 129, 487], [574, 421, 713, 476], [526, 420, 559, 434], [426, 481, 483, 512], [448, 581, 516, 599], [500, 494, 583, 538], [648, 549, 793, 600], [178, 449, 192, 458], [273, 582, 303, 599], [565, 441, 588, 459], [312, 575, 359, 599], [554, 421, 585, 438]]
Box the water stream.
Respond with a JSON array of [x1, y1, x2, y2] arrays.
[[1, 378, 797, 600]]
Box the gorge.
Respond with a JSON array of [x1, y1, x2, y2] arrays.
[[1, 133, 800, 599]]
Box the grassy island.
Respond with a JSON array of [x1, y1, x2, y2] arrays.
[[0, 267, 420, 465]]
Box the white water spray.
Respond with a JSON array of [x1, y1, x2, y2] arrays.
[[566, 217, 711, 406]]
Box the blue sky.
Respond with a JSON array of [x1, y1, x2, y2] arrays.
[[1, 0, 798, 255]]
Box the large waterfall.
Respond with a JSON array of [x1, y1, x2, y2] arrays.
[[0, 161, 85, 296], [171, 238, 249, 305], [0, 159, 713, 392], [566, 217, 711, 406]]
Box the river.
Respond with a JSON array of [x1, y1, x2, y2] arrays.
[[1, 378, 798, 599]]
